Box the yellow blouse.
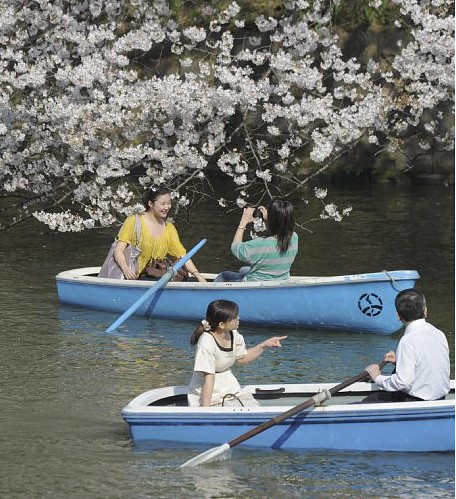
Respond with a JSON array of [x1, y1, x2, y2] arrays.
[[117, 214, 186, 275]]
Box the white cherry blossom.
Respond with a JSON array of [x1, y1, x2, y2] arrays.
[[0, 0, 452, 232]]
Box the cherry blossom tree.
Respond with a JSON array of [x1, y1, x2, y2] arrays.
[[0, 0, 453, 231]]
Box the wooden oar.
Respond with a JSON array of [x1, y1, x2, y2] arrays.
[[105, 239, 206, 333], [180, 361, 387, 468]]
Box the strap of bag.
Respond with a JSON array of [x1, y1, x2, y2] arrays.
[[132, 214, 141, 246], [112, 214, 142, 250]]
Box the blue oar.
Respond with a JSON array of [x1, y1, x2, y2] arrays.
[[105, 239, 206, 333]]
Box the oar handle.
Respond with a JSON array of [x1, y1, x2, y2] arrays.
[[329, 360, 388, 395], [228, 360, 388, 449]]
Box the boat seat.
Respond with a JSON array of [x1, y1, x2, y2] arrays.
[[149, 394, 188, 406]]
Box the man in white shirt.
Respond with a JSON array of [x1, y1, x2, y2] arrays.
[[364, 288, 450, 402]]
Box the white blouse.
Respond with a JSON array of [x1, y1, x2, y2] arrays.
[[187, 330, 248, 406]]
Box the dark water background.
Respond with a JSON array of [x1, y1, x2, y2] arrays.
[[0, 183, 454, 498]]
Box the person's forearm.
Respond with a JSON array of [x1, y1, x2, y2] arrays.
[[113, 242, 138, 279], [184, 259, 206, 282], [237, 336, 286, 365], [237, 342, 267, 365], [200, 373, 215, 407], [232, 210, 252, 244], [377, 345, 414, 392], [114, 245, 126, 268], [232, 225, 246, 244]]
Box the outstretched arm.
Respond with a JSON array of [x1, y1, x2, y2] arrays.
[[237, 336, 287, 365]]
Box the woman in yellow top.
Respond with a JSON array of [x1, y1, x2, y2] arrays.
[[114, 185, 206, 282]]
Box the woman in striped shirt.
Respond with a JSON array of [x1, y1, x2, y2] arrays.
[[214, 199, 298, 282]]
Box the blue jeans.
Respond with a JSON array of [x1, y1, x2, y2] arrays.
[[213, 266, 250, 282]]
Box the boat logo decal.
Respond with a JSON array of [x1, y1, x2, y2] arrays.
[[358, 293, 383, 317]]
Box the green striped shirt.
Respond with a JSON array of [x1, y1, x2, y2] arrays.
[[231, 233, 299, 282]]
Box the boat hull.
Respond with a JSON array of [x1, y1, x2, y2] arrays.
[[55, 268, 420, 333], [121, 383, 455, 453]]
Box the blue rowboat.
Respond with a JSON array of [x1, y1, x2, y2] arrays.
[[121, 381, 455, 453], [55, 268, 419, 334]]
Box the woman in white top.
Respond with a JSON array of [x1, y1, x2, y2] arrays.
[[187, 300, 287, 407]]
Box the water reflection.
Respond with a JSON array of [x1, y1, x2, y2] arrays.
[[180, 463, 251, 499], [1, 184, 454, 498], [57, 306, 399, 386], [131, 444, 250, 498], [125, 445, 454, 498]]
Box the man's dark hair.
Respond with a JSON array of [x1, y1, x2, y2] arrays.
[[395, 288, 426, 323]]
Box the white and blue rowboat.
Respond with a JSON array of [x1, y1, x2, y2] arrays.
[[121, 381, 455, 453], [55, 268, 419, 334]]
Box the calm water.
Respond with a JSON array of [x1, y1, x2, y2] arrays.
[[0, 183, 454, 498]]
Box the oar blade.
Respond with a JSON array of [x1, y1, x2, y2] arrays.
[[180, 443, 231, 468]]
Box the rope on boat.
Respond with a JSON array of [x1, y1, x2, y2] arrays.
[[312, 389, 331, 406], [382, 269, 402, 291]]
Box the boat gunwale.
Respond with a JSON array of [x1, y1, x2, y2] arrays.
[[121, 381, 455, 417], [56, 267, 421, 290]]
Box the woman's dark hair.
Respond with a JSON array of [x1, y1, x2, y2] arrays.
[[190, 300, 239, 346], [395, 289, 426, 323], [143, 185, 171, 210], [266, 198, 295, 253]]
